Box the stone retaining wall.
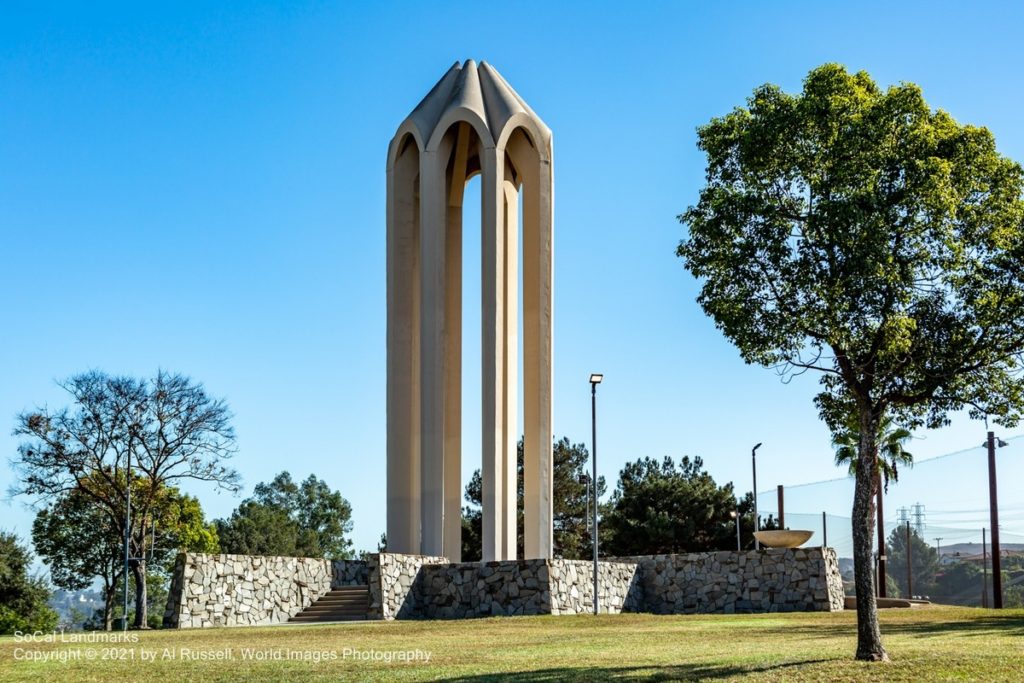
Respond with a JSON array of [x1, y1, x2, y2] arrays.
[[164, 554, 369, 628], [367, 552, 448, 620], [616, 548, 844, 614], [332, 559, 369, 586], [400, 558, 643, 619], [549, 559, 643, 615], [166, 548, 842, 627], [417, 560, 549, 618]]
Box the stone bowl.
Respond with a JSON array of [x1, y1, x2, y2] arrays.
[[753, 530, 814, 548]]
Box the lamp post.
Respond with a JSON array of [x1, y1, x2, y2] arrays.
[[589, 373, 603, 616], [582, 474, 591, 537], [123, 435, 131, 631], [123, 404, 142, 631], [730, 509, 741, 550], [751, 443, 762, 549]]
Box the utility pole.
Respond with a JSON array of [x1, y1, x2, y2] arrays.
[[982, 528, 989, 608], [986, 432, 1003, 609], [822, 511, 828, 549], [876, 472, 887, 598], [905, 521, 913, 599], [934, 537, 942, 560]]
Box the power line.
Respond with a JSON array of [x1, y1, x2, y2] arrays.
[[762, 433, 1024, 493]]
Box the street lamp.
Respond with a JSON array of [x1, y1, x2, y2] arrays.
[[580, 474, 591, 537], [123, 404, 143, 631], [123, 434, 132, 631], [589, 373, 603, 615], [751, 443, 762, 549], [729, 509, 741, 550]]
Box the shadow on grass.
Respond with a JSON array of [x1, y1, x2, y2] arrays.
[[441, 658, 834, 682], [883, 612, 1024, 638], [764, 611, 1024, 640]]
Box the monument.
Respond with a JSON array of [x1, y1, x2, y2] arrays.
[[163, 63, 847, 628], [385, 60, 554, 562]]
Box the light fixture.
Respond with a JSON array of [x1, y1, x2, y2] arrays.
[[589, 372, 603, 615], [752, 443, 762, 549]]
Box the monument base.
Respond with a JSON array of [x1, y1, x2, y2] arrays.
[[166, 548, 844, 627]]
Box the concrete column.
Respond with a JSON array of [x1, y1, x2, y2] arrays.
[[481, 145, 516, 561], [520, 139, 554, 560], [386, 138, 421, 554], [419, 148, 447, 557], [501, 177, 519, 559], [443, 125, 470, 562]]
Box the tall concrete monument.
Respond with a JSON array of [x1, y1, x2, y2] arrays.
[[386, 60, 553, 562]]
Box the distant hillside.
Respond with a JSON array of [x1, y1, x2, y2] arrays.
[[49, 588, 104, 630], [939, 542, 1024, 558], [836, 542, 1024, 570]]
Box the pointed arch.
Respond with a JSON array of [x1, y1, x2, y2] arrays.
[[387, 62, 553, 561]]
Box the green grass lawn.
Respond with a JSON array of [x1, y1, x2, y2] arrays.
[[2, 606, 1022, 682]]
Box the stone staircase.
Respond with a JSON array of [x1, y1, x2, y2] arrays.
[[288, 585, 370, 623]]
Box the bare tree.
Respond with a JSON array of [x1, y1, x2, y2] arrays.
[[12, 370, 239, 628]]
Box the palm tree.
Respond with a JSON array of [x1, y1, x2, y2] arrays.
[[833, 414, 913, 492]]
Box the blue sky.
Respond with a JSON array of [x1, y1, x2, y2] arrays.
[[2, 2, 1023, 560]]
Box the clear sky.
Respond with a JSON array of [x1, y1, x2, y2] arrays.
[[3, 2, 1023, 561]]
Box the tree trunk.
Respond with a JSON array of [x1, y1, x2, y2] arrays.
[[131, 559, 148, 629], [102, 572, 115, 631], [103, 593, 113, 631], [852, 405, 888, 661]]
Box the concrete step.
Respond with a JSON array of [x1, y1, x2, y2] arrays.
[[300, 605, 367, 614], [288, 585, 370, 623]]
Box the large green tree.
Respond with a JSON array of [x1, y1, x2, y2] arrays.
[[601, 456, 760, 556], [31, 486, 122, 630], [884, 526, 939, 599], [462, 438, 606, 561], [12, 370, 239, 628], [32, 479, 219, 630], [0, 531, 58, 635], [215, 471, 355, 559], [678, 64, 1024, 660]]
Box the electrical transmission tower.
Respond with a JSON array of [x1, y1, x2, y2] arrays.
[[896, 507, 910, 525], [911, 503, 926, 536]]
